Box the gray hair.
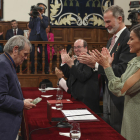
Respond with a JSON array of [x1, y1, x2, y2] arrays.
[[3, 35, 32, 53], [104, 5, 125, 22]]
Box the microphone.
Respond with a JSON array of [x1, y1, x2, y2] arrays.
[[56, 114, 96, 128]]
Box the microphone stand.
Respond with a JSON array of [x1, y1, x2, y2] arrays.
[[56, 114, 96, 128]]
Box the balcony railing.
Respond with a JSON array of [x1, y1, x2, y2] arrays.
[[0, 41, 107, 75]]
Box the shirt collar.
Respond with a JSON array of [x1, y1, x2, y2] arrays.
[[13, 28, 18, 31], [115, 26, 126, 39]]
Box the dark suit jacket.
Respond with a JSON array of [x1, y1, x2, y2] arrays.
[[0, 34, 3, 40], [98, 28, 136, 113], [5, 29, 24, 40], [60, 60, 100, 113], [29, 15, 48, 41], [0, 54, 24, 140]]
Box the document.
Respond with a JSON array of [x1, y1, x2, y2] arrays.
[[61, 109, 98, 122], [41, 95, 53, 98]]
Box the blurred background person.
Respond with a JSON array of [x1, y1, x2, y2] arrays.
[[29, 3, 49, 74], [5, 19, 24, 40], [46, 24, 55, 63], [24, 23, 31, 39]]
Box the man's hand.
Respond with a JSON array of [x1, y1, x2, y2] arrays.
[[92, 49, 111, 69], [0, 32, 3, 36], [38, 11, 43, 19], [60, 49, 68, 64], [24, 99, 36, 110], [55, 67, 64, 79], [65, 55, 74, 68], [78, 52, 96, 68], [101, 47, 114, 65]]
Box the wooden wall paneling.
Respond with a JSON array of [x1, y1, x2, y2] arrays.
[[18, 76, 40, 87], [91, 28, 97, 42], [0, 25, 2, 32], [69, 28, 74, 42], [73, 28, 84, 41], [64, 28, 67, 41], [18, 74, 58, 87], [52, 28, 65, 41]]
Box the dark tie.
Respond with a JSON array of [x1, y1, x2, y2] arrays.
[[36, 17, 40, 34], [75, 60, 79, 66], [14, 29, 16, 35]]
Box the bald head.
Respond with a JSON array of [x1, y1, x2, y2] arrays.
[[74, 39, 87, 56]]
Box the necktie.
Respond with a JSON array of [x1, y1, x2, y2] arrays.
[[14, 29, 16, 35], [109, 35, 116, 52], [36, 17, 40, 34], [75, 60, 79, 66]]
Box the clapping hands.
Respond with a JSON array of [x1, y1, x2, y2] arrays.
[[91, 47, 114, 69], [77, 52, 96, 68], [60, 49, 74, 68], [55, 67, 64, 79]]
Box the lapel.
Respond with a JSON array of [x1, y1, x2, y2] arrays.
[[10, 29, 14, 36], [71, 60, 83, 86], [70, 59, 78, 85], [110, 28, 129, 55], [107, 38, 112, 49]]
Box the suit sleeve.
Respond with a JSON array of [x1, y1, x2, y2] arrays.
[[70, 64, 93, 83], [0, 62, 24, 113], [60, 64, 71, 78], [29, 17, 35, 29], [40, 16, 48, 29], [0, 34, 3, 40]]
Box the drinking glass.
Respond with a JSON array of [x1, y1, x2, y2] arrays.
[[56, 88, 63, 100], [55, 98, 63, 110], [41, 84, 46, 93], [70, 122, 81, 140]]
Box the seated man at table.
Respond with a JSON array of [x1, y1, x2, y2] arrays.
[[59, 39, 100, 113]]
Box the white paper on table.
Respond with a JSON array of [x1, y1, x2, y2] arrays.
[[51, 106, 56, 110], [38, 88, 47, 91], [59, 132, 70, 137], [41, 95, 53, 98], [45, 87, 60, 91], [61, 109, 98, 121]]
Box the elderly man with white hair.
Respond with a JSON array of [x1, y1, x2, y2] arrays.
[[0, 35, 36, 140]]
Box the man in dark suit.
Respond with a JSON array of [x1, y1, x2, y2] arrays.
[[78, 5, 136, 133], [5, 20, 24, 40], [29, 3, 49, 74], [0, 35, 36, 140], [60, 39, 100, 113]]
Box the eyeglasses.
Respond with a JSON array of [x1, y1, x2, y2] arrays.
[[74, 46, 83, 50]]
